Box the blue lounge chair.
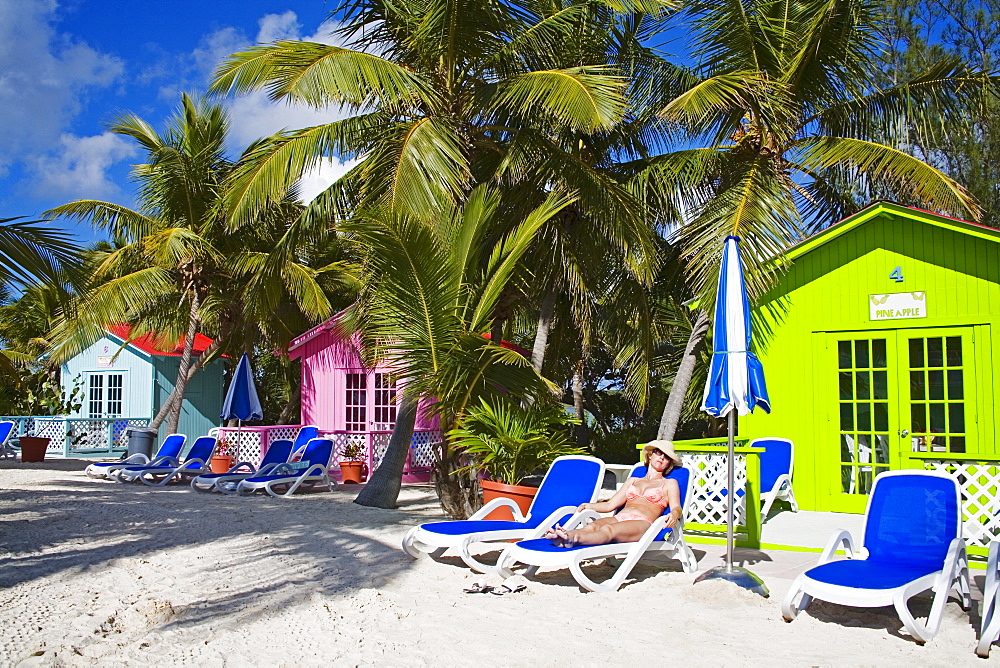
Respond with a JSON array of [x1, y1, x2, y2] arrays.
[[116, 436, 217, 486], [0, 421, 16, 459], [753, 437, 798, 520], [190, 438, 296, 493], [85, 433, 186, 479], [401, 456, 606, 573], [495, 465, 696, 592], [977, 539, 1000, 657], [236, 438, 335, 497], [781, 471, 970, 644]]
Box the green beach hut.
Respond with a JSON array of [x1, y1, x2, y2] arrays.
[[741, 202, 1000, 515]]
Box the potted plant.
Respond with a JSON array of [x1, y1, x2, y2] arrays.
[[450, 399, 585, 520], [209, 438, 234, 474], [339, 441, 367, 484], [19, 435, 51, 463]]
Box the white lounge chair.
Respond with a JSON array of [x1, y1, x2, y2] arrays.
[[190, 438, 295, 493], [782, 470, 970, 644], [752, 437, 798, 520], [236, 437, 335, 497], [401, 455, 606, 573], [116, 435, 217, 486], [85, 433, 186, 479], [494, 465, 697, 592], [976, 539, 1000, 657]]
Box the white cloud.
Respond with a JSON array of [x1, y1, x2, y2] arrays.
[[257, 11, 302, 44], [298, 157, 361, 204], [209, 16, 356, 159], [30, 132, 137, 200], [0, 0, 123, 177]]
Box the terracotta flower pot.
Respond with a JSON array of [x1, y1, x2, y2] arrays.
[[209, 455, 233, 474], [340, 460, 366, 484], [19, 436, 50, 463], [480, 479, 539, 521]]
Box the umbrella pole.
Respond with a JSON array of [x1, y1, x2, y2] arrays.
[[694, 409, 768, 596], [725, 410, 735, 573]]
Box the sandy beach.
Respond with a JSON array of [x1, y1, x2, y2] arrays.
[[0, 459, 993, 666]]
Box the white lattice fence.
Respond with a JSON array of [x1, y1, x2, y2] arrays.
[[218, 429, 263, 463], [680, 452, 747, 526], [409, 430, 440, 469], [326, 432, 366, 466], [923, 460, 1000, 549], [371, 433, 391, 468]]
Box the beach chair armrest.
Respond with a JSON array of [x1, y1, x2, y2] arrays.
[[525, 505, 583, 538], [935, 537, 967, 592], [565, 509, 603, 529], [768, 473, 792, 494], [149, 455, 179, 467], [122, 453, 150, 465], [987, 540, 1000, 596], [228, 461, 256, 473], [470, 497, 524, 522], [818, 529, 856, 565], [302, 464, 327, 477]]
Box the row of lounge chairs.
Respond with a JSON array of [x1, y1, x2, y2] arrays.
[[403, 453, 1000, 655], [85, 425, 337, 497]]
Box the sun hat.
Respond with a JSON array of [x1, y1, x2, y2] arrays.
[[642, 440, 682, 467]]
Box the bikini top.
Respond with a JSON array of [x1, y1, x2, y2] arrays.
[[625, 480, 669, 509]]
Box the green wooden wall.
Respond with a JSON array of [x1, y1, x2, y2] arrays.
[[152, 356, 224, 451], [741, 203, 1000, 513]]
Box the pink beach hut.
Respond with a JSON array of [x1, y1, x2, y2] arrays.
[[286, 314, 440, 483]]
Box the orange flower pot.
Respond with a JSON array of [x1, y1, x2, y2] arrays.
[[209, 455, 233, 474], [480, 479, 539, 521], [340, 460, 366, 484], [19, 436, 50, 463]]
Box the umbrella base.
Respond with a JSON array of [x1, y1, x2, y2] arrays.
[[694, 565, 769, 598]]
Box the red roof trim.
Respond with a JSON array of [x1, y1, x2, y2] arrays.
[[107, 324, 215, 357]]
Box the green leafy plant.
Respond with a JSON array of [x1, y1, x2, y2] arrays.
[[342, 441, 364, 461], [450, 399, 585, 486], [215, 438, 234, 458]]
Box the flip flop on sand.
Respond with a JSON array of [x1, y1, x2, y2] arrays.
[[463, 583, 494, 594], [490, 584, 527, 596]]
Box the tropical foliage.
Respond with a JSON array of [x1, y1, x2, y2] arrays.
[[450, 398, 584, 486], [44, 94, 350, 433], [2, 0, 993, 518]]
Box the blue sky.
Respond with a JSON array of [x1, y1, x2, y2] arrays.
[[0, 1, 355, 241]]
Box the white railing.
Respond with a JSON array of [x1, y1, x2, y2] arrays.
[[0, 415, 151, 457], [922, 458, 1000, 550], [217, 424, 443, 481]]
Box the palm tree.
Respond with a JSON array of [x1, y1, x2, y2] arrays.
[[46, 95, 341, 434], [643, 0, 985, 438], [349, 185, 575, 516], [0, 217, 80, 383]]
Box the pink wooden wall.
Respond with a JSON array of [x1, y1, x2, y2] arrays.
[[287, 315, 437, 432]]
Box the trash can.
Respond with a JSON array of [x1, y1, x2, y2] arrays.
[[126, 427, 157, 458]]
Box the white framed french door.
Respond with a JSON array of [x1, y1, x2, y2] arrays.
[[86, 371, 128, 418], [343, 371, 398, 431]]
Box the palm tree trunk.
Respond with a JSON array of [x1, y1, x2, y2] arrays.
[[572, 358, 588, 449], [433, 448, 481, 520], [530, 285, 557, 373], [163, 295, 200, 435], [354, 391, 418, 509], [277, 379, 301, 424], [657, 309, 710, 440]]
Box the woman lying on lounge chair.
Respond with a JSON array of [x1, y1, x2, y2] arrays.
[[545, 441, 682, 548]]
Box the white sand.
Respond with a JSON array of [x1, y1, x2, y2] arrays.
[[0, 459, 993, 666]]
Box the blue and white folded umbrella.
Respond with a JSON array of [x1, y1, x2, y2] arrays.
[[701, 235, 770, 418]]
